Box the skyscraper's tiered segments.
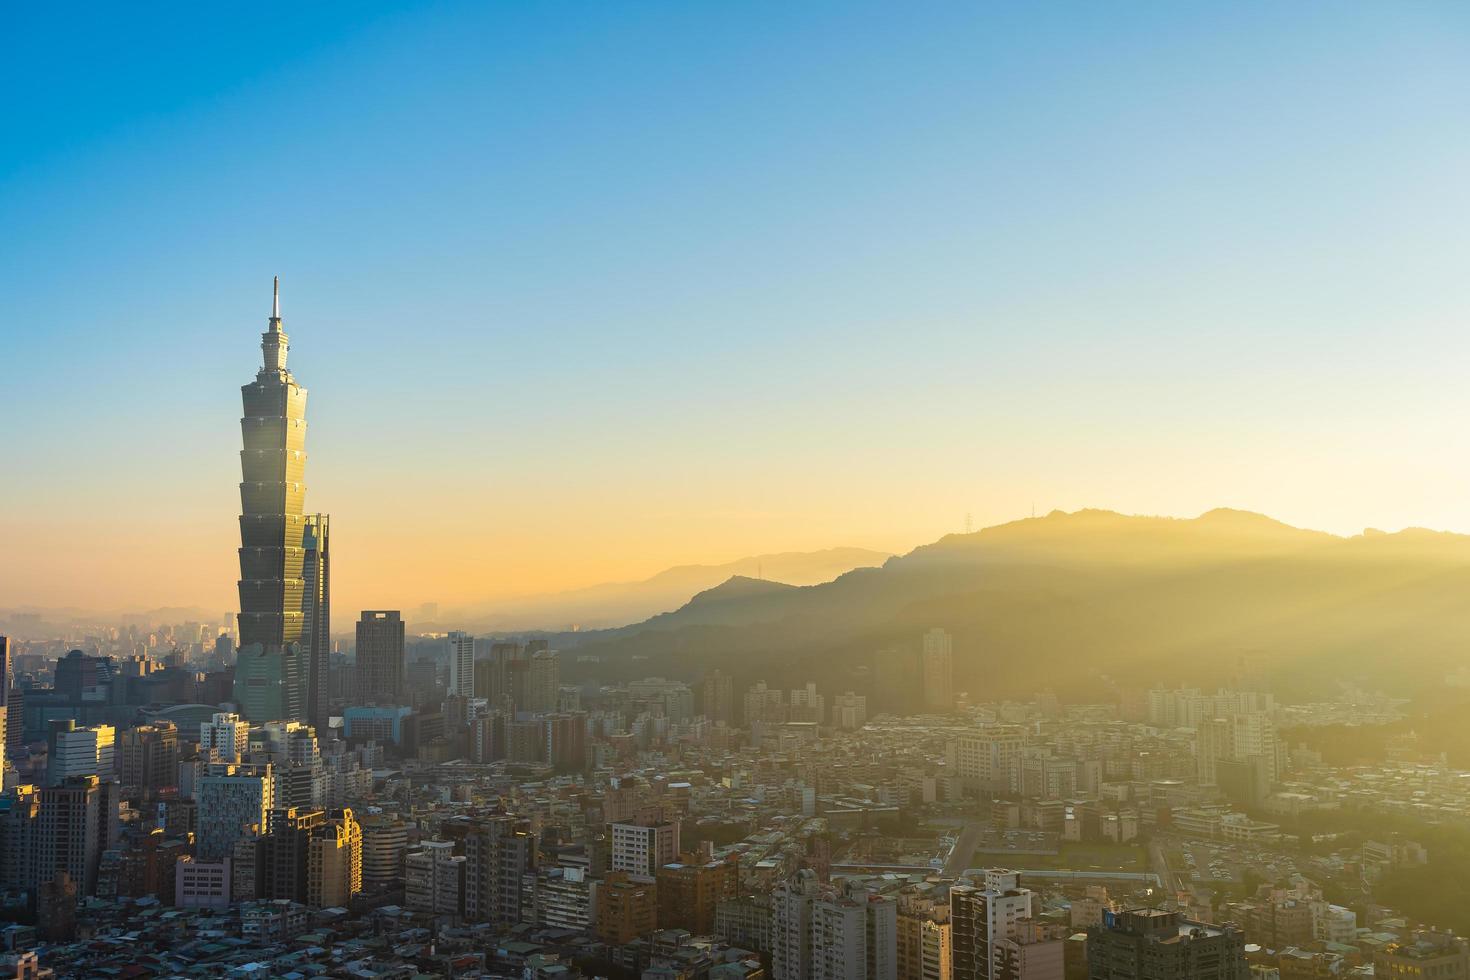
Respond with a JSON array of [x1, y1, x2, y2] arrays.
[[234, 279, 330, 725]]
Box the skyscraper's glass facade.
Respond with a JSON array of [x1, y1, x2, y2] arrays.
[[234, 280, 328, 723]]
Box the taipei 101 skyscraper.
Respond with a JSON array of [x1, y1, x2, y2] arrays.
[[234, 278, 331, 726]]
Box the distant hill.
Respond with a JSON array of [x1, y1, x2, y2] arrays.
[[556, 509, 1470, 706], [440, 547, 890, 632]]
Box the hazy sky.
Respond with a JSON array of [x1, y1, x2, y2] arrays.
[[4, 2, 1470, 618]]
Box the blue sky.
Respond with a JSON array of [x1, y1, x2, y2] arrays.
[[4, 2, 1470, 615]]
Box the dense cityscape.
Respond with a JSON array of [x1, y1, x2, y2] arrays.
[[10, 5, 1470, 980], [0, 288, 1466, 979]]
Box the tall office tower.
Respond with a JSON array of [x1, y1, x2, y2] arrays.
[[897, 899, 953, 980], [955, 727, 1027, 797], [951, 870, 1039, 980], [922, 628, 954, 712], [306, 808, 361, 908], [36, 775, 105, 895], [235, 278, 329, 723], [1086, 909, 1247, 979], [201, 712, 250, 763], [356, 611, 405, 703], [118, 723, 179, 797], [196, 762, 275, 861], [0, 637, 8, 769], [701, 669, 734, 725], [463, 814, 538, 923], [611, 818, 680, 879], [447, 631, 475, 698], [47, 721, 116, 786], [301, 514, 331, 729], [5, 683, 21, 765], [525, 650, 560, 713]]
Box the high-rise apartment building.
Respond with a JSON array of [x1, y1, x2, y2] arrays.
[[447, 631, 475, 698], [922, 628, 955, 712], [234, 278, 329, 723], [898, 899, 952, 980], [306, 807, 362, 908], [952, 869, 1041, 980], [594, 871, 657, 945], [955, 728, 1027, 797], [525, 649, 560, 713], [405, 841, 465, 917], [1196, 713, 1282, 797], [611, 818, 680, 879], [117, 723, 179, 797], [656, 853, 740, 935], [201, 712, 250, 763], [462, 815, 538, 924], [360, 812, 410, 890], [788, 683, 825, 724], [196, 762, 275, 861], [744, 681, 788, 726], [1085, 908, 1247, 979], [702, 669, 734, 725], [356, 611, 405, 704], [773, 871, 898, 980], [35, 776, 106, 895], [832, 691, 869, 729], [474, 641, 520, 710]]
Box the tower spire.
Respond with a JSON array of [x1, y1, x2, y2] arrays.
[[271, 276, 280, 320]]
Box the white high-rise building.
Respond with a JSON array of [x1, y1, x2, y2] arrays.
[[201, 712, 250, 763], [955, 727, 1026, 796], [610, 820, 680, 879], [1196, 712, 1281, 785], [447, 631, 475, 697], [832, 692, 868, 730], [773, 871, 898, 980], [48, 722, 115, 786], [951, 869, 1048, 980], [788, 683, 825, 724]]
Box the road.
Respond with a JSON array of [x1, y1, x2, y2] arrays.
[[943, 821, 984, 878], [1149, 837, 1186, 903]]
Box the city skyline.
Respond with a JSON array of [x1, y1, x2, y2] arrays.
[[6, 3, 1470, 619]]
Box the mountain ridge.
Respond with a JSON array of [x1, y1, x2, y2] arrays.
[[557, 508, 1470, 705]]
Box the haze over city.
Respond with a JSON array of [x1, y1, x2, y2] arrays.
[[6, 5, 1470, 980]]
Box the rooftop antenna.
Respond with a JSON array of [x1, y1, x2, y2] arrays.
[[271, 275, 280, 319]]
